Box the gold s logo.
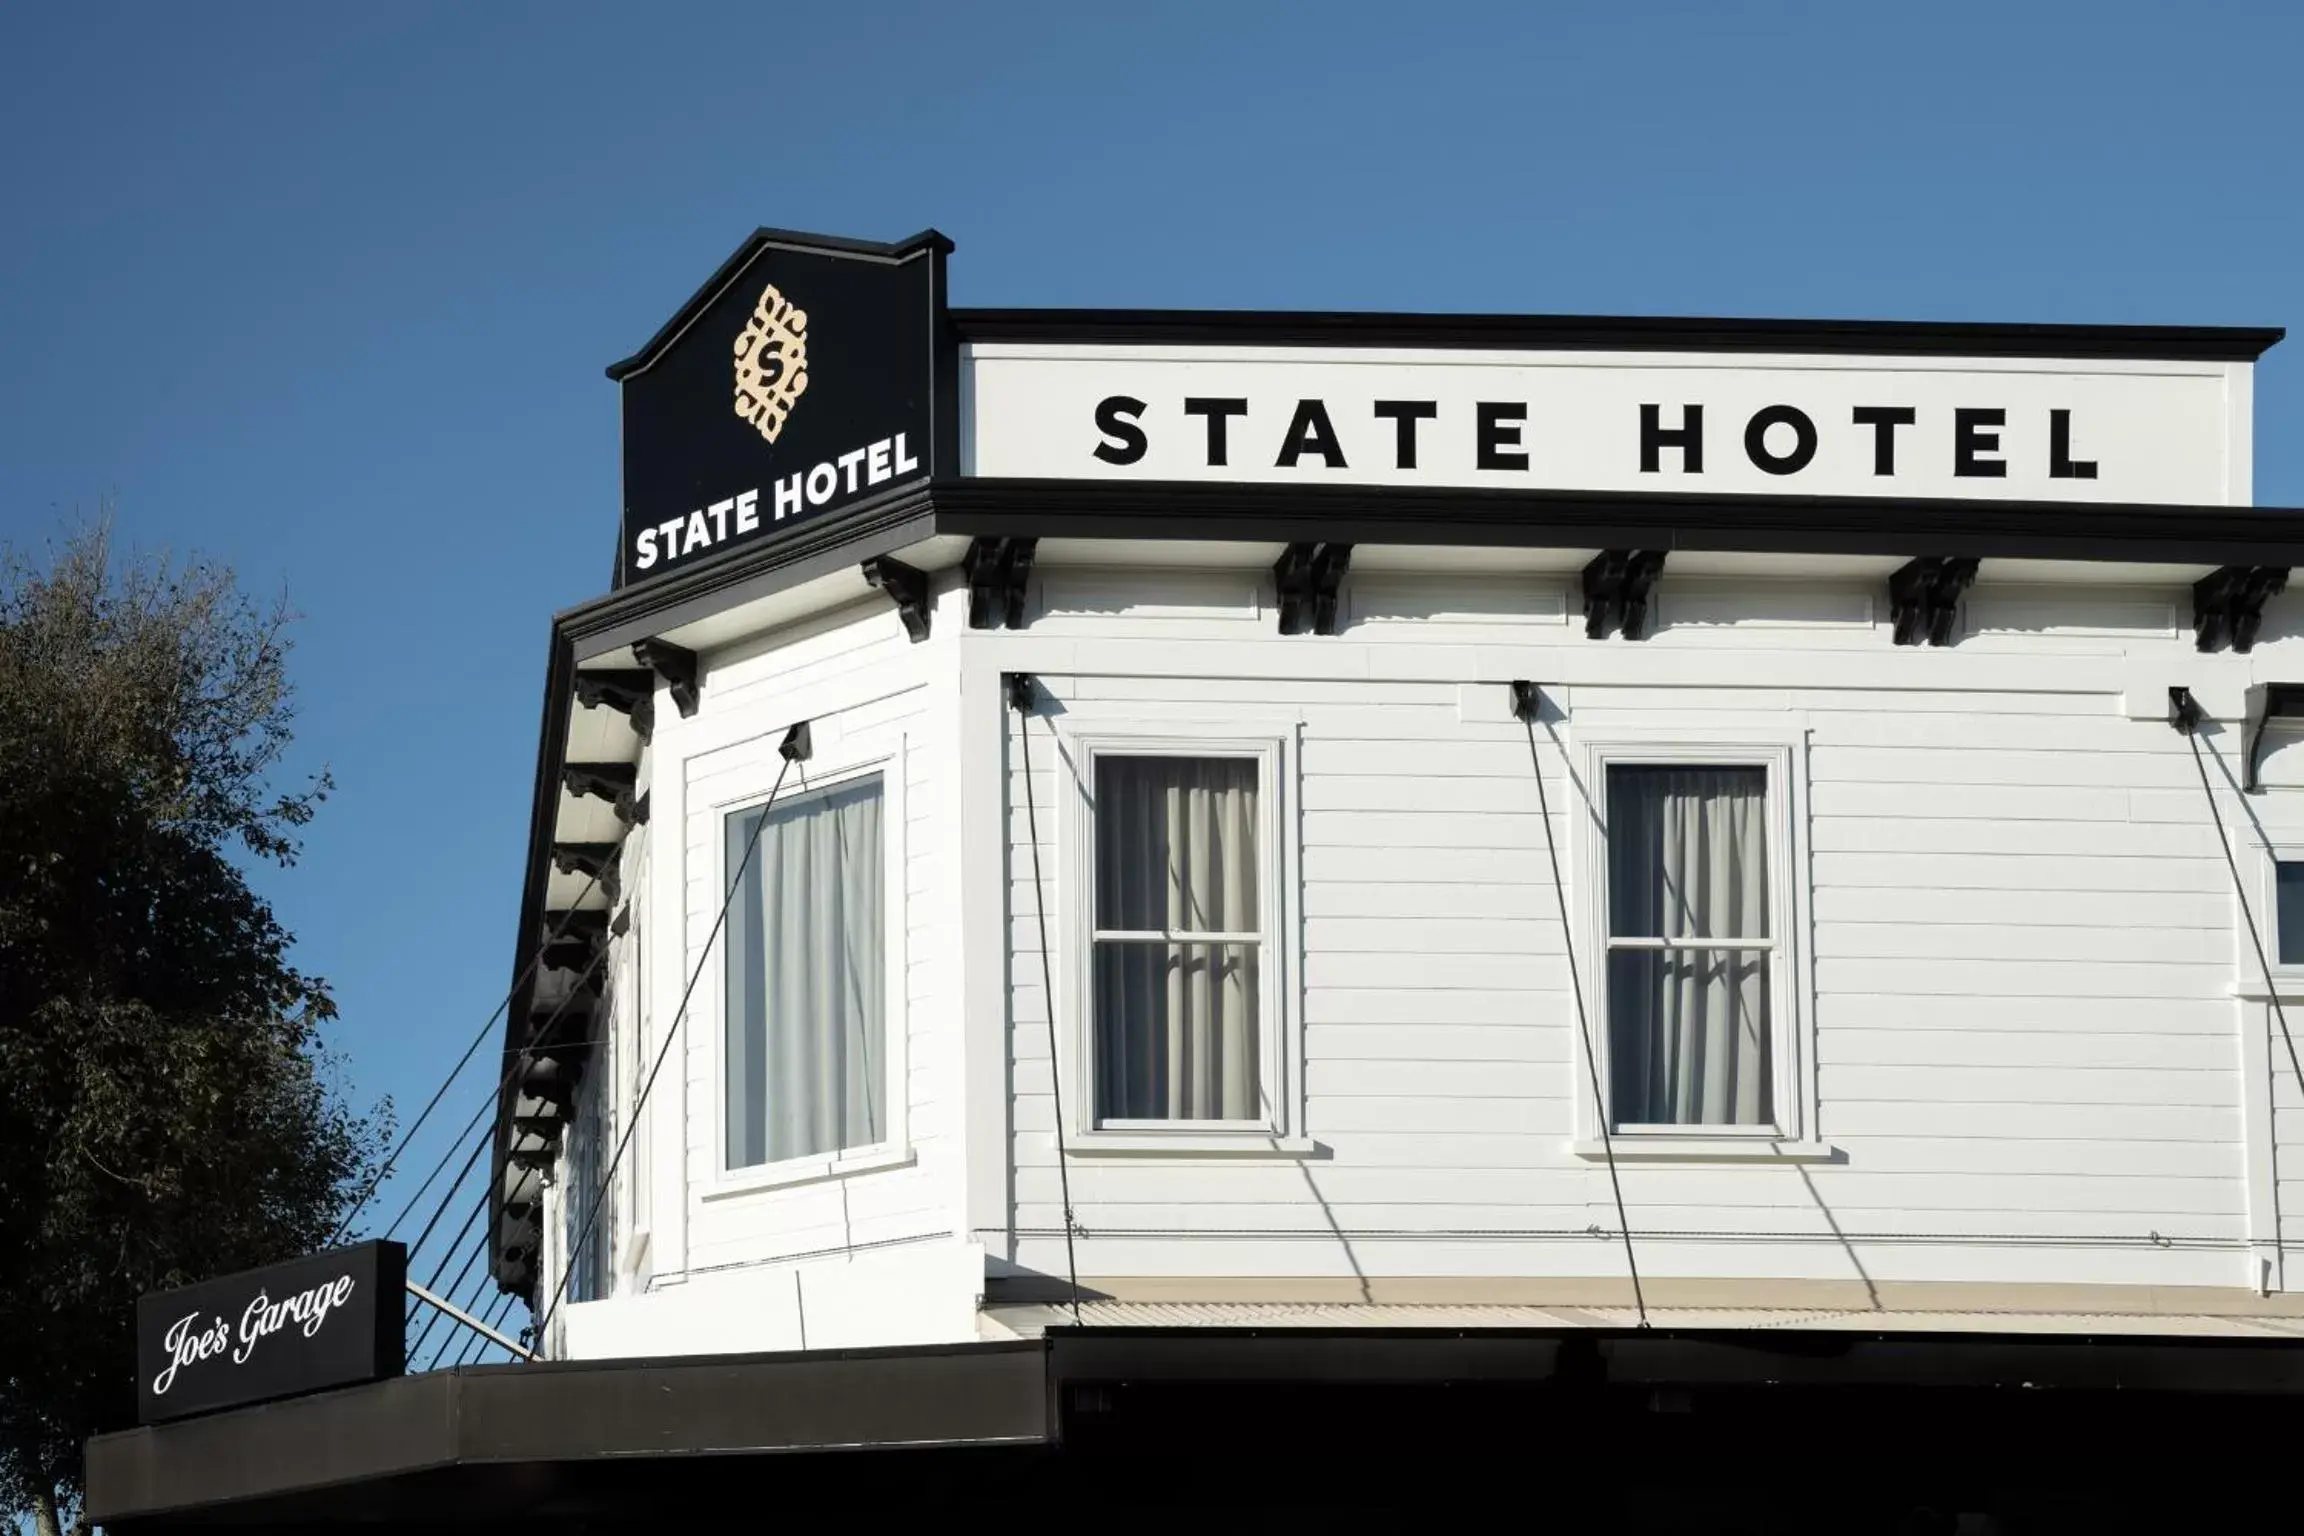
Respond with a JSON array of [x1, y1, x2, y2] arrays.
[[733, 282, 810, 444]]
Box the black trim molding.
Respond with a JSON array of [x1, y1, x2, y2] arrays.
[[953, 307, 2283, 362]]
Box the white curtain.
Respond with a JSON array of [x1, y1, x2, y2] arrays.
[[1605, 765, 1772, 1126], [725, 776, 884, 1167], [1093, 756, 1260, 1121]]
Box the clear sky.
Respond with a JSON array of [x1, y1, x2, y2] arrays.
[[4, 0, 2302, 1333]]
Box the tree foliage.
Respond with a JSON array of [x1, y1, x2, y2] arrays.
[[0, 524, 386, 1533]]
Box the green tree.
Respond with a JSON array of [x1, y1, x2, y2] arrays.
[[0, 524, 386, 1536]]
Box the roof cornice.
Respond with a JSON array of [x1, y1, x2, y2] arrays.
[[951, 308, 2283, 362]]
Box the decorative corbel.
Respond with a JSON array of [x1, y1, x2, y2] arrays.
[[1887, 557, 1980, 647], [562, 761, 641, 826], [963, 537, 1037, 630], [1582, 550, 1667, 640], [1273, 542, 1353, 636], [550, 842, 621, 905], [2195, 566, 2290, 654], [572, 668, 657, 741], [630, 638, 700, 718], [862, 556, 933, 642]]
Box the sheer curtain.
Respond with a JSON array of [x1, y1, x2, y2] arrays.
[[724, 776, 884, 1168], [1093, 756, 1260, 1121], [1605, 765, 1772, 1127]]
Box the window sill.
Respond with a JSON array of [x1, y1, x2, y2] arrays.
[[1056, 1131, 1322, 1158], [1570, 1137, 1839, 1164], [2232, 980, 2304, 1003], [702, 1144, 915, 1199]]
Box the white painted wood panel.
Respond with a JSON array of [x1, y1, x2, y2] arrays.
[[994, 645, 2263, 1302]]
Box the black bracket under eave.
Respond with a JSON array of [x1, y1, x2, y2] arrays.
[[1582, 550, 1666, 640], [562, 761, 640, 826], [1274, 543, 1352, 635], [631, 638, 700, 718], [1888, 557, 1980, 647], [550, 841, 621, 905], [862, 555, 933, 642], [572, 668, 656, 741], [2195, 566, 2290, 655], [2243, 683, 2304, 789], [964, 537, 1037, 630]]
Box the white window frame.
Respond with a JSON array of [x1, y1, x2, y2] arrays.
[[1565, 726, 1828, 1162], [2242, 838, 2304, 999], [1053, 724, 1311, 1155], [704, 731, 912, 1196]]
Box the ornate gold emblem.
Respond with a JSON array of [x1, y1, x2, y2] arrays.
[[732, 282, 810, 444]]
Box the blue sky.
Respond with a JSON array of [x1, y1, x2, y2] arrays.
[[4, 0, 2302, 1329]]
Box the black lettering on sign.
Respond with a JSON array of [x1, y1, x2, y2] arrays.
[[2049, 409, 2098, 479], [1093, 395, 1148, 465], [1183, 398, 1249, 467], [1641, 404, 1703, 474], [1372, 400, 1438, 469], [1477, 402, 1529, 470], [1744, 405, 1818, 476], [1955, 408, 2007, 478], [1851, 405, 1916, 476], [1276, 399, 1349, 468]]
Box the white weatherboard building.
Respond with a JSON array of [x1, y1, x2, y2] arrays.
[[488, 229, 2304, 1360]]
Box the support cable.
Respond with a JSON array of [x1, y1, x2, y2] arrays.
[[396, 1119, 493, 1271], [454, 1290, 523, 1367], [405, 1219, 490, 1365], [1513, 681, 1648, 1327], [401, 1186, 491, 1363], [330, 867, 606, 1244], [382, 942, 612, 1241], [2173, 689, 2304, 1095], [1009, 675, 1084, 1324], [530, 722, 813, 1350], [410, 1215, 508, 1368]]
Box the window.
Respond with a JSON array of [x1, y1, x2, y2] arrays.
[[723, 775, 885, 1169], [1090, 755, 1264, 1123], [1571, 731, 1817, 1156], [1604, 765, 1773, 1128], [563, 1064, 612, 1302], [2279, 861, 2304, 967]]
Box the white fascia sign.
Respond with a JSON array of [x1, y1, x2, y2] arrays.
[[965, 346, 2246, 506]]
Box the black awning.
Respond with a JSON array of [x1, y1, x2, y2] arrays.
[[86, 1339, 1049, 1529]]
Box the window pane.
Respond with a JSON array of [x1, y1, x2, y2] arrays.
[[1094, 942, 1260, 1121], [2281, 862, 2304, 965], [1095, 756, 1259, 933], [1607, 765, 1769, 939], [724, 777, 885, 1168], [1608, 949, 1772, 1127]]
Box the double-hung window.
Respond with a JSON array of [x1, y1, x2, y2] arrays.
[[1575, 734, 1814, 1151], [1605, 764, 1774, 1127], [1091, 754, 1265, 1124], [723, 774, 886, 1170]]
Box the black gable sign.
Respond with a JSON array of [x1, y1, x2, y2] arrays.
[[136, 1241, 406, 1423], [609, 227, 954, 586]]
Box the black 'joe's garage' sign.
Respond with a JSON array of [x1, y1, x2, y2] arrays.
[[136, 1241, 406, 1423]]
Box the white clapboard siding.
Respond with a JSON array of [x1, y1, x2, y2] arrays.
[[662, 601, 959, 1280], [1001, 638, 2259, 1295]]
